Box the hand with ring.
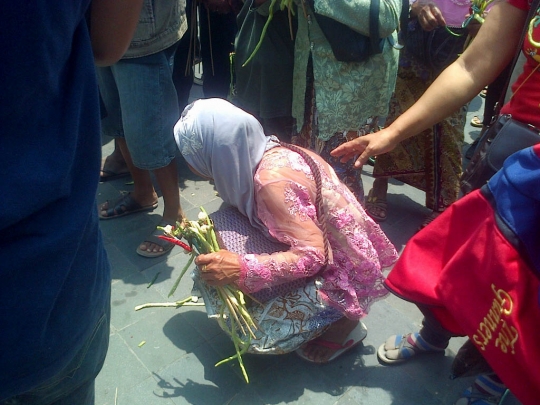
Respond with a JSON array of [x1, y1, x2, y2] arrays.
[[195, 250, 241, 286]]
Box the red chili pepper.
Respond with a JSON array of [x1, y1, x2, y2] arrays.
[[157, 235, 192, 252]]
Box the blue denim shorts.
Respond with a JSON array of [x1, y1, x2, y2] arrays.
[[97, 45, 179, 170]]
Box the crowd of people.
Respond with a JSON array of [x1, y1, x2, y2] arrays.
[[2, 0, 539, 404]]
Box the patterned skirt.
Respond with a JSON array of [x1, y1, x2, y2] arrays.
[[195, 206, 342, 355], [373, 55, 466, 211], [291, 59, 379, 206]]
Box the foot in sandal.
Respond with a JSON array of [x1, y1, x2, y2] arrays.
[[99, 192, 158, 220], [377, 332, 446, 364], [136, 220, 175, 258], [470, 115, 484, 128], [365, 178, 388, 222], [296, 318, 367, 364], [454, 374, 508, 405]]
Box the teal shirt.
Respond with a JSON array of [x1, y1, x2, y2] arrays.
[[293, 0, 401, 140]]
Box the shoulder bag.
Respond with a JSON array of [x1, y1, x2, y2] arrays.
[[308, 0, 406, 63]]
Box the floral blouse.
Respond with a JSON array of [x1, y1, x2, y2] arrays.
[[236, 147, 398, 319], [292, 0, 401, 140]]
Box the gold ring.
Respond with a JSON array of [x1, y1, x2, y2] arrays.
[[201, 265, 207, 272]]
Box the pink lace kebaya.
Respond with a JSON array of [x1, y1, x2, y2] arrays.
[[237, 147, 398, 320]]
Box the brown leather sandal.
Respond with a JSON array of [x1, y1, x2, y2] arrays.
[[365, 188, 387, 222]]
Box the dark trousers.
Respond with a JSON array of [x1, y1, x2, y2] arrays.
[[173, 0, 237, 111]]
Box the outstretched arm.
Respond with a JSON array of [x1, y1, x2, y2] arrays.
[[331, 1, 526, 167]]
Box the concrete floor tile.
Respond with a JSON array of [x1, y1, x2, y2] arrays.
[[99, 376, 177, 405], [95, 333, 154, 403], [223, 390, 266, 405], [153, 351, 245, 405], [178, 308, 228, 345], [111, 272, 173, 331], [118, 312, 206, 375], [336, 378, 443, 405], [140, 252, 199, 301], [103, 243, 141, 281], [241, 354, 342, 405]]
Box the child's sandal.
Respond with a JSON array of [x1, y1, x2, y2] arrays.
[[377, 333, 445, 365]]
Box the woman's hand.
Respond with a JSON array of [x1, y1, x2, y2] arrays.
[[411, 0, 446, 31], [195, 250, 241, 286], [330, 128, 400, 167]]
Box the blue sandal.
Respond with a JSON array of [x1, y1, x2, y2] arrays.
[[454, 374, 509, 405], [377, 333, 445, 364], [454, 386, 508, 405]]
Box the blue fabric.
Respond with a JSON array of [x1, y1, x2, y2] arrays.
[[0, 302, 110, 405], [97, 44, 179, 170], [488, 146, 540, 277], [0, 2, 110, 400]]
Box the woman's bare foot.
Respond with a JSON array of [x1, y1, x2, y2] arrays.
[[300, 318, 365, 363]]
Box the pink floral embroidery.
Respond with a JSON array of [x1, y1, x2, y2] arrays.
[[238, 147, 398, 320]]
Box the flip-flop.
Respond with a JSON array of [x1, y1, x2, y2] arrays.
[[470, 116, 484, 128], [365, 188, 387, 222], [136, 221, 175, 258], [99, 193, 158, 220], [295, 321, 368, 364], [377, 333, 446, 365], [479, 88, 487, 98], [456, 382, 509, 405], [100, 168, 130, 182]]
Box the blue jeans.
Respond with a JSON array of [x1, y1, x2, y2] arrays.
[[1, 295, 110, 405], [97, 44, 179, 170]]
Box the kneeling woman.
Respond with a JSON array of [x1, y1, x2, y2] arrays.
[[174, 99, 398, 363]]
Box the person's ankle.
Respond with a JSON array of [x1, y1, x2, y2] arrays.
[[409, 332, 447, 352]]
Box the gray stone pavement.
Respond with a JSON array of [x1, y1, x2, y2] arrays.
[[94, 88, 522, 405]]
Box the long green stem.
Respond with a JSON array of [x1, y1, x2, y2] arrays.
[[242, 0, 278, 67], [134, 297, 194, 311], [168, 253, 196, 297]]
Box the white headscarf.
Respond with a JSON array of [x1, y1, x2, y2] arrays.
[[174, 98, 280, 233]]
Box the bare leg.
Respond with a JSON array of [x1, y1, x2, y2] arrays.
[[99, 140, 184, 255], [99, 138, 159, 218], [100, 139, 128, 179], [137, 158, 185, 254]]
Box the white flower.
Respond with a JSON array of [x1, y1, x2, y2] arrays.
[[161, 224, 174, 235], [198, 211, 209, 222]]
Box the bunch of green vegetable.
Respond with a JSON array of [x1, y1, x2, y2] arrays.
[[242, 0, 296, 67], [135, 207, 258, 383]]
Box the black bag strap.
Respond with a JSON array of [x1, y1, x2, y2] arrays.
[[398, 0, 411, 44], [369, 0, 381, 52], [308, 0, 381, 48], [493, 0, 540, 116]]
